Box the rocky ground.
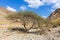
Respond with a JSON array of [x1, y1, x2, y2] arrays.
[[0, 27, 60, 40]]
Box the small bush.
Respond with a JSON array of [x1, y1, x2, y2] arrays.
[[51, 18, 60, 27]]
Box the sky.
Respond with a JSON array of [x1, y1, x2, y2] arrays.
[[0, 0, 60, 18]]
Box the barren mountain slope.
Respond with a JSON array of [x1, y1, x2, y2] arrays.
[[47, 8, 60, 21]]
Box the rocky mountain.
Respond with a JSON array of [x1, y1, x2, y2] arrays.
[[47, 8, 60, 21], [0, 7, 24, 28], [0, 7, 60, 40]]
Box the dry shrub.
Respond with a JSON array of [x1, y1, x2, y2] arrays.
[[51, 18, 60, 27]]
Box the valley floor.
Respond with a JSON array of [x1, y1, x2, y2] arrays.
[[0, 27, 60, 40]]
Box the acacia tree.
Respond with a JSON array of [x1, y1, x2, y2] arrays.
[[6, 11, 48, 32]]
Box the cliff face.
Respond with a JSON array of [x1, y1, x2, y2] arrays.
[[47, 8, 60, 21]]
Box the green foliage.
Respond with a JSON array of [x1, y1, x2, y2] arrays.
[[6, 11, 45, 22]]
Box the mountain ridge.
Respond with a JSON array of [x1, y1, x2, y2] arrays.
[[47, 8, 60, 21]]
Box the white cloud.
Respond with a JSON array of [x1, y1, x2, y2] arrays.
[[24, 0, 60, 9], [42, 0, 57, 4], [43, 0, 60, 9], [25, 0, 44, 8], [42, 16, 47, 18], [20, 6, 27, 11], [52, 3, 60, 9], [42, 0, 60, 12], [6, 6, 16, 12]]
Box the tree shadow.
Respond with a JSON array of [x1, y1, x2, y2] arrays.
[[10, 27, 27, 33], [10, 27, 44, 35]]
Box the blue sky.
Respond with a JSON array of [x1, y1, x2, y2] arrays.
[[0, 0, 60, 18]]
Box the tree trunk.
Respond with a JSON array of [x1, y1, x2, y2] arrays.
[[23, 22, 27, 32]]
